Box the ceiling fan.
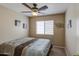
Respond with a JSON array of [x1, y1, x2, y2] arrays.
[[22, 3, 48, 16]]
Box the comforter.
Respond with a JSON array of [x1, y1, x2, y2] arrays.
[[0, 37, 35, 56], [21, 39, 51, 56]]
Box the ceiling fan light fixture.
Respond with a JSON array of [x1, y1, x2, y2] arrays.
[[22, 3, 48, 16], [32, 12, 38, 16]]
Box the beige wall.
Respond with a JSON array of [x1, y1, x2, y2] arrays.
[[65, 4, 79, 56], [29, 13, 65, 47], [76, 4, 79, 55], [0, 5, 29, 44]]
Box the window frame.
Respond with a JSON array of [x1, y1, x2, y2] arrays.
[[36, 20, 54, 35]]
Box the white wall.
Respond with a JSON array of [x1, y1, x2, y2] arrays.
[[65, 4, 79, 55], [0, 5, 29, 44]]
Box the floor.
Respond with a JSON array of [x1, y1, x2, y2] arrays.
[[49, 46, 66, 56]]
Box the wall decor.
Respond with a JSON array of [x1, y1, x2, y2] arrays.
[[55, 23, 64, 28], [15, 20, 21, 26], [67, 19, 72, 29], [23, 23, 27, 29], [69, 19, 72, 28]]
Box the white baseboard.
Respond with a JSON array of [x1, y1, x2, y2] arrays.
[[65, 47, 71, 56], [53, 45, 65, 48], [65, 48, 68, 56]]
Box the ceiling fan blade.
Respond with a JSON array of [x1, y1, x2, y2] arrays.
[[38, 5, 48, 11], [21, 11, 31, 13], [38, 12, 45, 14], [22, 3, 32, 10]]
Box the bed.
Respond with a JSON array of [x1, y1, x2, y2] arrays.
[[21, 39, 52, 56], [0, 38, 52, 56], [0, 37, 36, 56]]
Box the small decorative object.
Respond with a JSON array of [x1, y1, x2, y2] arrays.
[[15, 20, 21, 26], [55, 23, 64, 28], [68, 19, 72, 29], [69, 19, 72, 28], [23, 23, 27, 29]]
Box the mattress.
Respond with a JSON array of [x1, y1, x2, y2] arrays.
[[21, 39, 51, 56]]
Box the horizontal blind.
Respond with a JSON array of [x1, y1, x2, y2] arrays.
[[36, 21, 44, 34], [36, 20, 54, 35]]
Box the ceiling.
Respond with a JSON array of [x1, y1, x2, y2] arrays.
[[0, 3, 71, 17]]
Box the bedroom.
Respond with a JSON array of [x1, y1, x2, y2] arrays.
[[0, 3, 79, 56]]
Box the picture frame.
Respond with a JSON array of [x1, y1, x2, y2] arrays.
[[69, 19, 72, 28], [15, 20, 21, 26], [67, 19, 72, 29], [23, 23, 27, 29]]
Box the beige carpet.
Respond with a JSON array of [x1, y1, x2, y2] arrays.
[[49, 46, 66, 56]]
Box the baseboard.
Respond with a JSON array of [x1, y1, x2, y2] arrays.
[[65, 47, 71, 56], [53, 45, 65, 48], [65, 48, 68, 56]]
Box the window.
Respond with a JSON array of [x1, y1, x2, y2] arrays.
[[36, 21, 44, 34], [36, 20, 54, 35]]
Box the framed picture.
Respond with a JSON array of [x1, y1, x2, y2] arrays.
[[68, 19, 72, 29], [23, 23, 27, 29], [69, 19, 72, 28], [15, 20, 21, 26]]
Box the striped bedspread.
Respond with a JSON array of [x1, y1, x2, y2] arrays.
[[21, 39, 51, 56], [0, 37, 36, 56]]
